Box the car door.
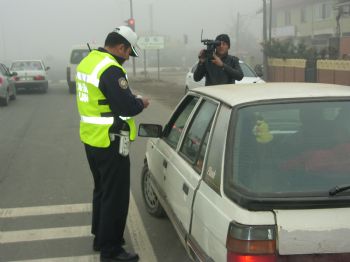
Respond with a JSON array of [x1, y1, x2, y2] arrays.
[[147, 95, 200, 200], [164, 98, 219, 236]]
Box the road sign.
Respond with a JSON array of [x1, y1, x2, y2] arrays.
[[137, 36, 165, 50]]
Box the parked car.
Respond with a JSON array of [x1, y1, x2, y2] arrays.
[[185, 61, 265, 92], [0, 63, 17, 106], [10, 60, 50, 93], [139, 82, 350, 262], [67, 44, 99, 94]]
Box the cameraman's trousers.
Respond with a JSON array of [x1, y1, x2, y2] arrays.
[[84, 139, 130, 257]]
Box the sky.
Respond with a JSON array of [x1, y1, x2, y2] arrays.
[[0, 0, 263, 76]]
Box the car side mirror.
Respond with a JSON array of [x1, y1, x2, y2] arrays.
[[11, 71, 18, 76], [46, 66, 50, 71], [138, 124, 163, 138]]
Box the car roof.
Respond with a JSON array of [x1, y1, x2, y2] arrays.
[[192, 83, 350, 106], [11, 60, 43, 62], [70, 44, 101, 50]]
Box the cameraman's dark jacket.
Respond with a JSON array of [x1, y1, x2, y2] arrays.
[[193, 54, 243, 86]]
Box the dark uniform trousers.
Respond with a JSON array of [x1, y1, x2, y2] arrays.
[[84, 138, 130, 257]]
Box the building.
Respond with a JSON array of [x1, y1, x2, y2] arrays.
[[271, 0, 350, 57]]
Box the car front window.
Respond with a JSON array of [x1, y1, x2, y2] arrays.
[[228, 101, 350, 198], [71, 50, 90, 64], [164, 96, 199, 149]]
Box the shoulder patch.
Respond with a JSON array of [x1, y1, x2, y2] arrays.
[[118, 77, 128, 89]]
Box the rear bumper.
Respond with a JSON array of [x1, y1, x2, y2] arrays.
[[15, 80, 48, 89]]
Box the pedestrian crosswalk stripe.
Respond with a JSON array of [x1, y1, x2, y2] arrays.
[[8, 255, 99, 262], [0, 203, 91, 218], [1, 194, 156, 262], [1, 225, 91, 244]]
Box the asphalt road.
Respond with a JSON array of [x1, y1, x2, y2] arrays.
[[0, 71, 190, 262]]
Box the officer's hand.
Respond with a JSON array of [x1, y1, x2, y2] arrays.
[[198, 49, 206, 63], [142, 97, 150, 108], [211, 53, 224, 67]]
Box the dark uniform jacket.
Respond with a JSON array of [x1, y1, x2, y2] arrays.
[[193, 54, 243, 86], [97, 47, 144, 131]]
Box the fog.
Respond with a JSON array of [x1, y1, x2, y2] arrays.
[[0, 0, 263, 79]]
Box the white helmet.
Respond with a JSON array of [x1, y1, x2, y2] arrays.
[[112, 26, 139, 57]]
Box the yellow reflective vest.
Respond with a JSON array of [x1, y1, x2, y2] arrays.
[[76, 50, 136, 148]]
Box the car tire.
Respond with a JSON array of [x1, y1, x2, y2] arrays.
[[0, 91, 9, 106], [69, 85, 76, 94], [10, 88, 16, 100], [40, 83, 48, 94], [141, 162, 166, 218]]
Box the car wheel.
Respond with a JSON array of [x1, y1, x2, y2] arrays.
[[10, 88, 16, 100], [0, 91, 9, 106], [141, 162, 166, 217], [40, 83, 48, 94], [69, 85, 76, 94]]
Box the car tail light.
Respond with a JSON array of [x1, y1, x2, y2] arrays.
[[34, 75, 45, 80], [226, 222, 277, 262], [0, 76, 3, 85]]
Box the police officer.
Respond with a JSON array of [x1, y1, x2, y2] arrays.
[[76, 26, 149, 262], [194, 34, 243, 86]]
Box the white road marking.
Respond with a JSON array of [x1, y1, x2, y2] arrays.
[[1, 225, 92, 244], [8, 255, 99, 262], [2, 193, 157, 261], [0, 203, 91, 218], [127, 193, 157, 262]]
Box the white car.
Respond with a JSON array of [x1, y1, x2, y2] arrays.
[[185, 61, 265, 92], [10, 60, 50, 93], [0, 63, 17, 106], [139, 83, 350, 262], [67, 44, 99, 94]]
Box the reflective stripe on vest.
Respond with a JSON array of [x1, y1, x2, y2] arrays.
[[76, 57, 116, 87], [80, 115, 114, 125], [80, 115, 136, 141]]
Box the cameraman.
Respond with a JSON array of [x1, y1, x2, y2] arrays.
[[193, 34, 243, 86]]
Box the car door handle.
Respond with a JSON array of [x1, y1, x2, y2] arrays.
[[163, 159, 167, 168], [182, 183, 189, 195]]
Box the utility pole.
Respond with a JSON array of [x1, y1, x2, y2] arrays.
[[263, 0, 268, 81], [269, 0, 272, 41], [129, 0, 136, 77], [236, 12, 240, 55]]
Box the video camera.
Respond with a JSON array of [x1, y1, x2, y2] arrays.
[[200, 30, 221, 60]]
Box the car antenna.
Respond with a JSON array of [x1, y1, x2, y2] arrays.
[[87, 43, 92, 52]]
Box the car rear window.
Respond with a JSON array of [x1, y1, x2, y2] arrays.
[[11, 61, 43, 71], [70, 49, 90, 64], [227, 101, 350, 199]]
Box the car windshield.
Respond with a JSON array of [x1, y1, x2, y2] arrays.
[[70, 49, 90, 64], [240, 62, 257, 77], [11, 61, 43, 71], [229, 101, 350, 197]]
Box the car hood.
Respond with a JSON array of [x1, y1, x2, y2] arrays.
[[274, 208, 350, 255]]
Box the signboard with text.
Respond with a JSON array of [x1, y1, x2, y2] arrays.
[[137, 36, 165, 50]]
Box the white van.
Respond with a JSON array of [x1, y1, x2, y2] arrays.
[[66, 44, 99, 94]]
